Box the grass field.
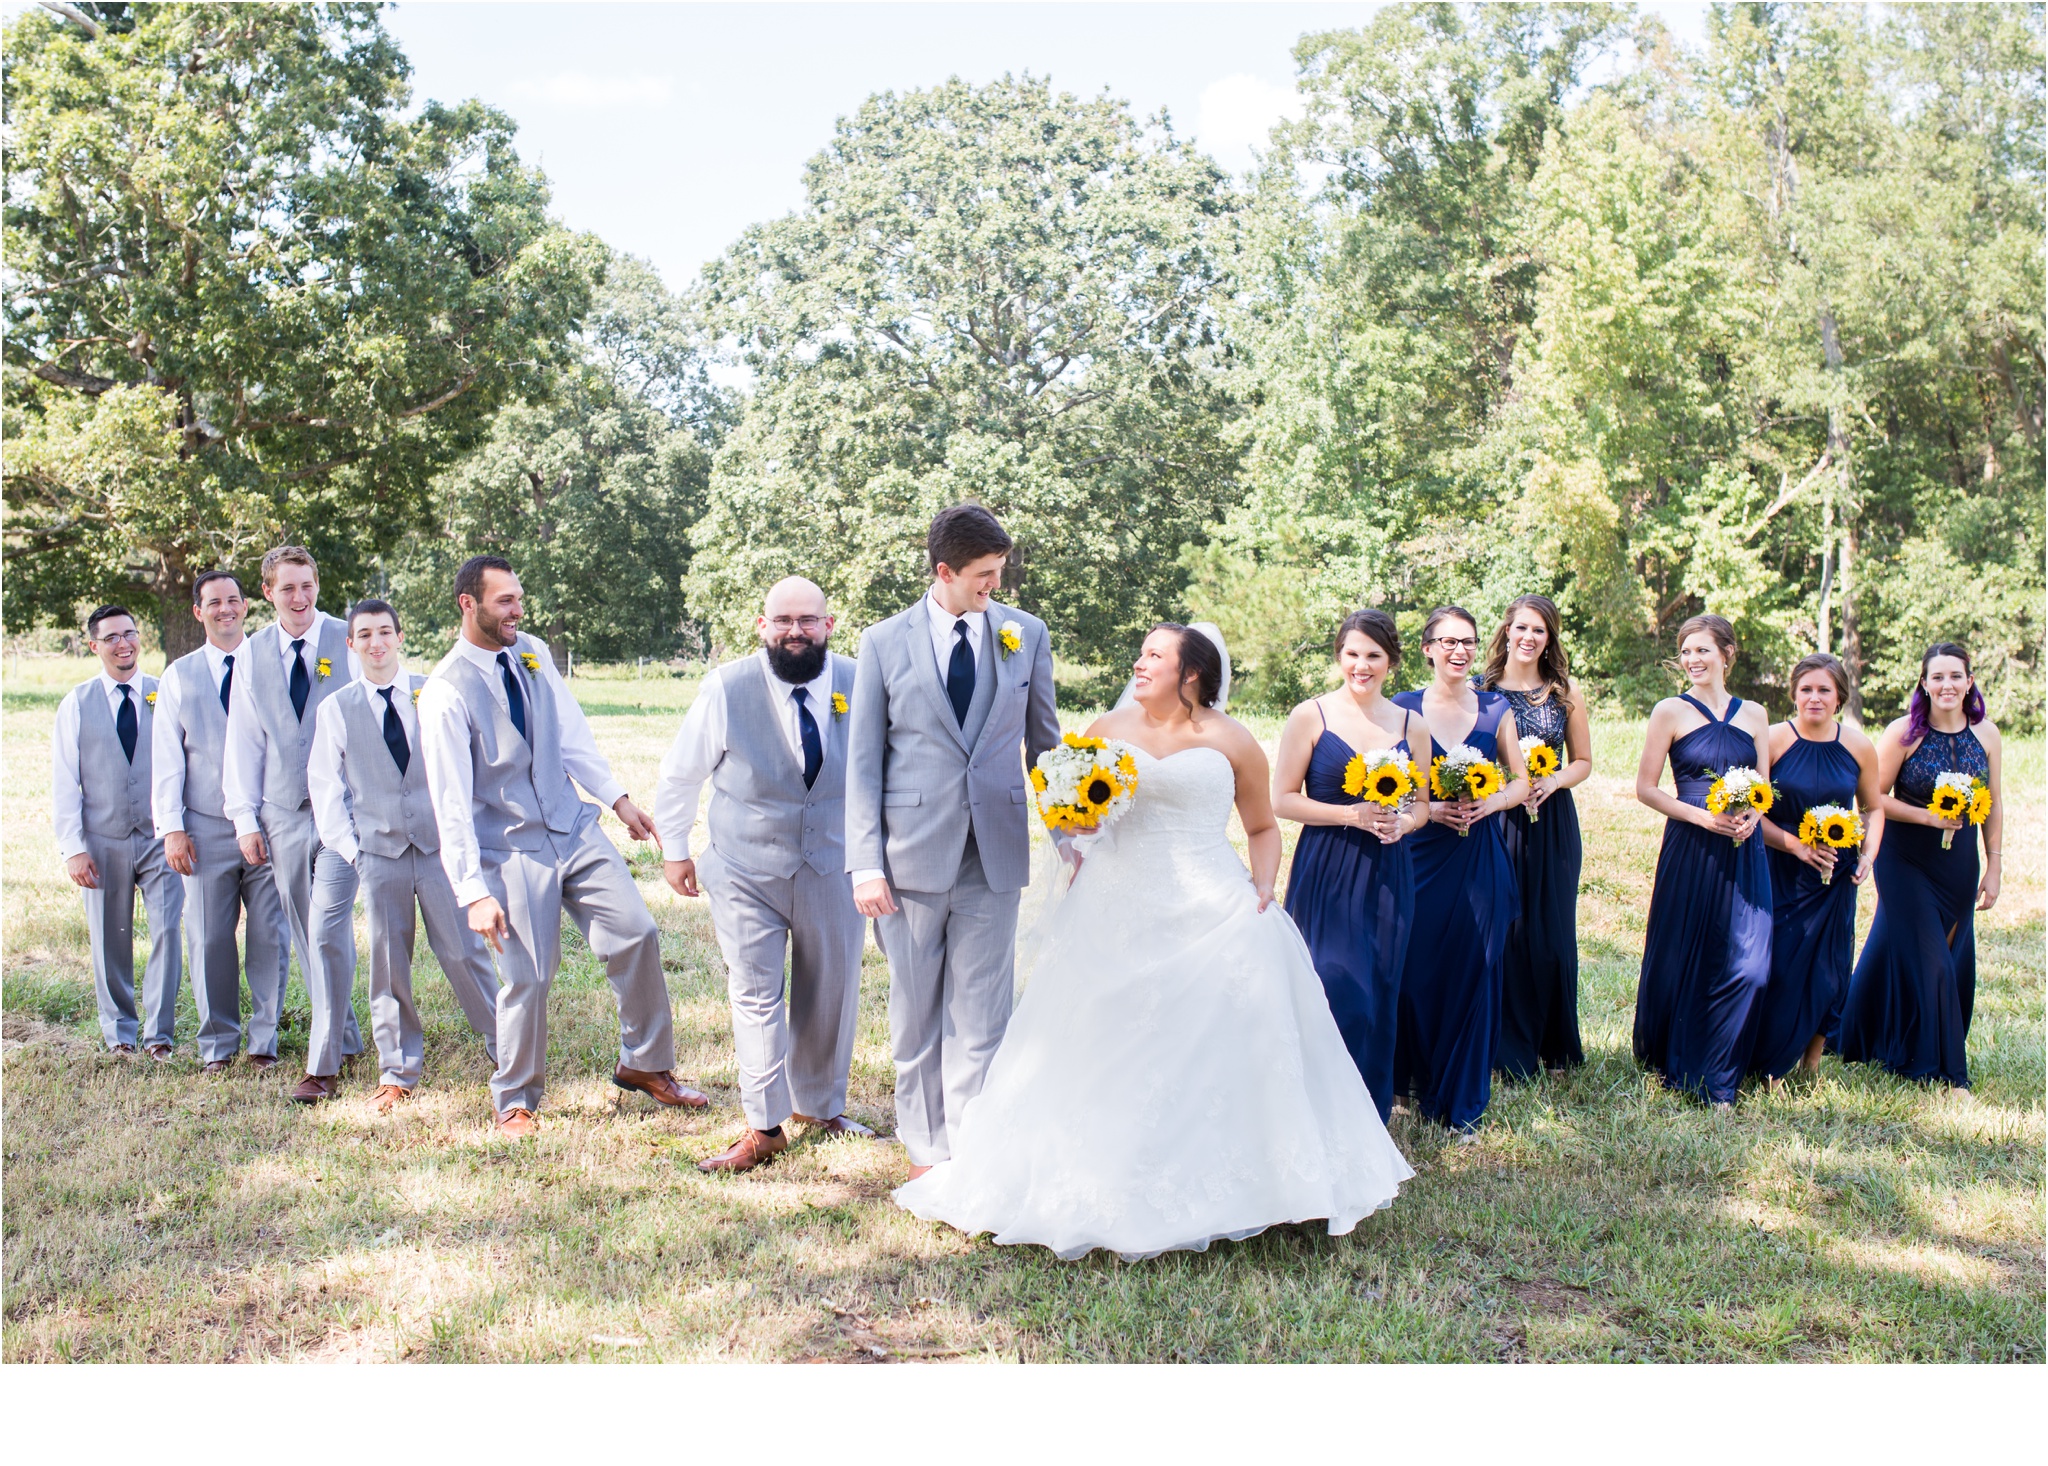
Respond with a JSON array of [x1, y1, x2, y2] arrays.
[[3, 650, 2042, 1362]]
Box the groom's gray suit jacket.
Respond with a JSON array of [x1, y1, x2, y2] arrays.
[[844, 598, 1060, 894]]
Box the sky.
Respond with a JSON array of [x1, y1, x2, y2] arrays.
[[380, 1, 1714, 292]]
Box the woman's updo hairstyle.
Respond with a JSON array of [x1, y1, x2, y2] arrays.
[[1153, 623, 1225, 715], [1420, 604, 1478, 670], [1788, 652, 1852, 709], [1336, 607, 1400, 665], [1673, 613, 1738, 672]]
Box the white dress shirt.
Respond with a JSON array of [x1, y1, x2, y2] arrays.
[[653, 649, 835, 860], [308, 672, 416, 864], [151, 635, 244, 837], [52, 670, 148, 861], [417, 631, 627, 908], [223, 610, 361, 835]]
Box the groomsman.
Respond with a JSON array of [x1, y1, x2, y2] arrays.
[[656, 577, 873, 1173], [53, 605, 184, 1056], [418, 554, 701, 1135], [302, 599, 499, 1107], [223, 545, 364, 1076], [152, 571, 291, 1070]]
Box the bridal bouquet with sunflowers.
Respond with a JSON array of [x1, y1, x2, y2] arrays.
[[1797, 804, 1864, 885], [1343, 747, 1418, 812], [1928, 772, 1992, 850], [1430, 743, 1503, 837], [1704, 765, 1774, 844], [1031, 732, 1139, 834], [1518, 736, 1561, 822]]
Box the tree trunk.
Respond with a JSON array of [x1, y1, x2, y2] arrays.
[[159, 579, 202, 662], [1839, 519, 1863, 722], [548, 614, 569, 675]]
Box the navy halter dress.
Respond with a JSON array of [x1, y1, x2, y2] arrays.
[[1283, 706, 1415, 1122], [1744, 724, 1861, 1079], [1495, 687, 1585, 1077], [1837, 727, 1988, 1088], [1632, 694, 1773, 1104], [1391, 688, 1517, 1131]]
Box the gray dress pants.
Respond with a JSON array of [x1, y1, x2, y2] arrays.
[[479, 814, 675, 1114], [182, 814, 291, 1062], [701, 852, 865, 1131], [81, 830, 184, 1050], [355, 848, 499, 1087], [264, 804, 362, 1063], [877, 836, 1018, 1165]]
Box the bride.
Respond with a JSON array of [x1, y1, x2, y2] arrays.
[[893, 624, 1413, 1260]]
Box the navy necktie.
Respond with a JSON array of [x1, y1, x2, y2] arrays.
[[792, 686, 824, 790], [496, 652, 528, 740], [289, 637, 310, 721], [946, 618, 975, 726], [218, 653, 235, 713], [114, 684, 138, 764], [380, 686, 410, 776]]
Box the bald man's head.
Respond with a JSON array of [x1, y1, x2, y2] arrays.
[[758, 576, 835, 684]]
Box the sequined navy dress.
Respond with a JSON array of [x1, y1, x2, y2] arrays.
[[1495, 687, 1584, 1077]]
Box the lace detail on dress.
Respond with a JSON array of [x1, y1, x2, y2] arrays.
[[1499, 688, 1568, 759], [1897, 727, 1990, 807]]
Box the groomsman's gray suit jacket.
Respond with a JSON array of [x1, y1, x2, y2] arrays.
[[844, 598, 1060, 895]]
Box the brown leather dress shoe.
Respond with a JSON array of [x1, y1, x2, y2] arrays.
[[246, 1052, 279, 1072], [496, 1107, 539, 1138], [202, 1059, 232, 1075], [373, 1084, 413, 1113], [612, 1067, 709, 1108], [110, 1043, 138, 1056], [793, 1113, 878, 1138], [698, 1128, 788, 1173], [145, 1043, 174, 1062], [292, 1073, 338, 1104]]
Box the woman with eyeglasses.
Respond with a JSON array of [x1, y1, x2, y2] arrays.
[[1477, 594, 1590, 1080], [1390, 606, 1529, 1137]]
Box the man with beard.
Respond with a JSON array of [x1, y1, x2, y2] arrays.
[[655, 577, 871, 1171], [417, 555, 703, 1135]]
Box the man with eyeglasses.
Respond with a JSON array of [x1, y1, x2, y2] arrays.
[[52, 605, 184, 1056], [655, 576, 871, 1171]]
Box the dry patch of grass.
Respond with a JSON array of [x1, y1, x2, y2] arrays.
[[4, 654, 2042, 1361]]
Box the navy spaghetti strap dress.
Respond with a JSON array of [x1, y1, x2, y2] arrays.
[[1283, 708, 1415, 1122], [1744, 724, 1861, 1080], [1391, 688, 1517, 1131], [1632, 694, 1773, 1103], [1837, 727, 1988, 1088], [1495, 687, 1585, 1077]]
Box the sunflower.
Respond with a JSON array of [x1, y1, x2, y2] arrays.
[[1076, 765, 1120, 815], [1929, 785, 1968, 820], [1429, 759, 1448, 800], [1798, 810, 1820, 845], [1117, 752, 1138, 783], [1522, 743, 1560, 779], [1466, 760, 1503, 800], [1363, 762, 1411, 807], [1819, 811, 1859, 848], [1030, 766, 1049, 794], [1746, 781, 1774, 815], [1410, 761, 1428, 794], [1342, 754, 1369, 798], [1705, 778, 1732, 815], [1968, 786, 1992, 824], [1062, 731, 1104, 751]]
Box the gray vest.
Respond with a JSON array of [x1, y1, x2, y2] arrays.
[[242, 617, 353, 815], [706, 653, 858, 878], [331, 673, 440, 857], [169, 647, 234, 825], [76, 674, 157, 839], [431, 635, 586, 852], [956, 616, 999, 751]]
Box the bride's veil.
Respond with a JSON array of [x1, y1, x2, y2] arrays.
[[1019, 622, 1231, 997]]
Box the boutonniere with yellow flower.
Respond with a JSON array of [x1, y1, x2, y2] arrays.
[[315, 657, 333, 679], [411, 686, 422, 706], [998, 620, 1023, 660], [144, 690, 158, 706], [831, 691, 849, 721], [520, 651, 540, 674]]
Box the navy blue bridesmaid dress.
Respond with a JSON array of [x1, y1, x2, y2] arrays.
[[1744, 724, 1861, 1079], [1495, 687, 1585, 1078], [1283, 707, 1415, 1123], [1837, 727, 1988, 1088], [1391, 688, 1517, 1131], [1632, 694, 1773, 1103]]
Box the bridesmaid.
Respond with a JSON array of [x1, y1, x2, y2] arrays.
[[1393, 605, 1529, 1137], [1747, 653, 1885, 1083], [1632, 614, 1773, 1107], [1838, 642, 2004, 1089], [1275, 610, 1433, 1122], [1479, 593, 1592, 1079]]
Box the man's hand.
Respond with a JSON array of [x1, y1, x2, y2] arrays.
[[467, 895, 509, 953], [613, 795, 657, 842], [165, 831, 196, 876], [65, 852, 100, 890], [664, 859, 700, 898], [854, 877, 898, 918], [238, 831, 269, 866]]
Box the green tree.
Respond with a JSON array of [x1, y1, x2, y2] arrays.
[[2, 1, 598, 654]]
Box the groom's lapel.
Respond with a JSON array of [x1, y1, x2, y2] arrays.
[[967, 602, 1020, 758], [909, 600, 973, 752]]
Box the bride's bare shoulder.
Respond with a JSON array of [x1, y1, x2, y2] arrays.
[[1085, 707, 1137, 740], [1205, 712, 1267, 764]]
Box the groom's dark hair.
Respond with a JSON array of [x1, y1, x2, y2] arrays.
[[928, 503, 1013, 575]]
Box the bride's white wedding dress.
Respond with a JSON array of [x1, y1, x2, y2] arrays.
[[893, 745, 1413, 1261]]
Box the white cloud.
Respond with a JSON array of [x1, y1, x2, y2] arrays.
[[1194, 73, 1303, 172], [510, 72, 675, 109]]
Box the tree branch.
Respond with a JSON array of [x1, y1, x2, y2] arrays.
[[1742, 451, 1831, 543], [38, 1, 100, 39], [30, 360, 118, 394]]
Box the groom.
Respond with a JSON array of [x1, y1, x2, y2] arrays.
[[846, 504, 1059, 1178]]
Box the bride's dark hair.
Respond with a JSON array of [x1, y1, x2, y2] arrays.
[[1152, 623, 1224, 716]]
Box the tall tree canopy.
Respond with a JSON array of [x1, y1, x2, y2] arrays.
[[2, 1, 599, 654]]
